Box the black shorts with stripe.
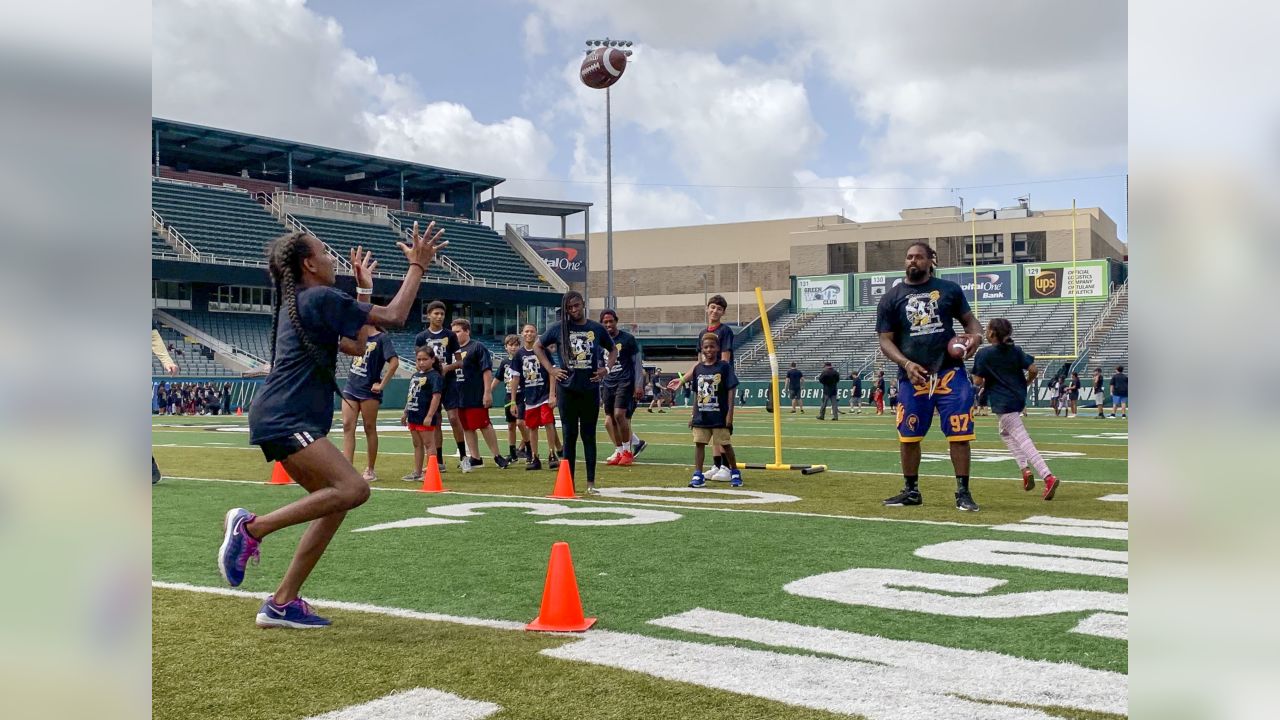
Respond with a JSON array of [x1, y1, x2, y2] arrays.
[[257, 430, 324, 462]]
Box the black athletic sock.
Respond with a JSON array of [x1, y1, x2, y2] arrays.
[[458, 446, 466, 460], [436, 448, 444, 464], [904, 474, 919, 491], [956, 475, 970, 493], [713, 454, 724, 467], [509, 444, 517, 457]]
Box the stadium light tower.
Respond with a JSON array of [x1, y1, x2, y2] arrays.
[[584, 38, 633, 311]]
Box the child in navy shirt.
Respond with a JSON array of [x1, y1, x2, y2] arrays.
[[401, 346, 444, 481], [687, 332, 741, 488]]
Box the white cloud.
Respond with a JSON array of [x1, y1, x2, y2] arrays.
[[522, 13, 547, 58], [154, 0, 555, 187]]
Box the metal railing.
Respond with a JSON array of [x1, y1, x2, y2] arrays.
[[503, 224, 566, 293], [394, 208, 487, 226], [153, 176, 251, 194], [153, 309, 267, 369], [273, 190, 388, 220], [151, 210, 201, 258], [256, 192, 353, 273], [389, 212, 475, 284]]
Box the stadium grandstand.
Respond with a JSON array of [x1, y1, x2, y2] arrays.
[[151, 117, 569, 385]]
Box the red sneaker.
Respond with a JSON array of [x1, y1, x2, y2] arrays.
[[605, 451, 622, 466], [1021, 468, 1035, 492], [617, 450, 634, 466], [1042, 474, 1060, 500]]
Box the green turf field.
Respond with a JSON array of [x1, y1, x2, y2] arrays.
[[153, 407, 1128, 720]]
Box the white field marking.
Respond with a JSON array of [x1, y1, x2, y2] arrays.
[[650, 608, 1128, 715], [304, 688, 500, 720], [152, 445, 1130, 485], [783, 568, 1127, 618], [1099, 493, 1129, 502], [593, 486, 800, 505], [161, 476, 993, 528], [151, 581, 526, 630], [543, 630, 1075, 720], [1017, 515, 1128, 529], [424, 501, 681, 527], [209, 423, 527, 434], [914, 539, 1128, 578], [157, 581, 1117, 717], [921, 448, 1085, 464], [1072, 432, 1128, 440], [1072, 612, 1129, 641], [353, 517, 467, 533], [989, 515, 1128, 541]]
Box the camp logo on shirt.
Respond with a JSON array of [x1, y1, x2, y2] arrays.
[[696, 373, 723, 411], [349, 340, 378, 377], [406, 375, 428, 411], [424, 337, 449, 363], [521, 354, 545, 387], [568, 331, 594, 369], [454, 350, 467, 382], [905, 290, 943, 336]]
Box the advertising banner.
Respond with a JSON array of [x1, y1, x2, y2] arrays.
[[854, 271, 904, 310], [794, 274, 851, 312], [938, 265, 1017, 305], [524, 237, 587, 283], [1022, 261, 1109, 303]]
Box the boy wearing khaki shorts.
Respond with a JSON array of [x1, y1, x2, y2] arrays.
[[687, 332, 742, 488]]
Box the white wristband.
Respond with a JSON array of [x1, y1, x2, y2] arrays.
[[356, 287, 373, 296]]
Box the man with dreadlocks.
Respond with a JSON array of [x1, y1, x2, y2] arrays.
[[532, 291, 616, 494], [218, 223, 445, 628], [876, 241, 984, 512]]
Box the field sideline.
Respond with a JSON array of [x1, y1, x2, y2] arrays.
[[153, 408, 1128, 720]]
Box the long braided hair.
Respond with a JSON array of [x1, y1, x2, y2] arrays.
[[267, 232, 340, 391], [559, 290, 584, 369], [906, 240, 938, 276]]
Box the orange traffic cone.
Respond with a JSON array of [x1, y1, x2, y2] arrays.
[[418, 456, 447, 493], [235, 406, 243, 416], [269, 462, 293, 485], [547, 459, 576, 499], [526, 542, 595, 632]]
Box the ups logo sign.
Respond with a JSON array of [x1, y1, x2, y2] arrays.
[[1033, 271, 1058, 296]]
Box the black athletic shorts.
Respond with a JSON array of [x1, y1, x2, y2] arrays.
[[601, 383, 637, 416], [256, 429, 324, 462], [504, 403, 524, 424]]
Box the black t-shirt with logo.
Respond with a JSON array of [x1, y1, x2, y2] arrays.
[[514, 347, 552, 408], [691, 361, 739, 428], [539, 320, 615, 392], [454, 340, 492, 409], [415, 327, 460, 392], [405, 370, 444, 426], [603, 330, 641, 389], [875, 276, 971, 379]]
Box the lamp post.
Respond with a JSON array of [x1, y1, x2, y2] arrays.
[[584, 38, 632, 311]]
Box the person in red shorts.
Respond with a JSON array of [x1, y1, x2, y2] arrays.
[[515, 323, 562, 470], [450, 319, 511, 472], [400, 346, 444, 481]]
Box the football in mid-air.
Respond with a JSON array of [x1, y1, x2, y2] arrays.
[[947, 336, 971, 359], [580, 47, 628, 89]]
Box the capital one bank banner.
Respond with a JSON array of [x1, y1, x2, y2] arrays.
[[794, 274, 851, 312], [937, 265, 1016, 305], [524, 237, 587, 283]]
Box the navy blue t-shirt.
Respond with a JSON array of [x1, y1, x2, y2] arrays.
[[786, 368, 803, 391], [1110, 372, 1128, 396], [691, 361, 739, 428], [539, 320, 616, 392], [972, 343, 1036, 415], [701, 324, 735, 366], [249, 286, 371, 443], [404, 370, 444, 426], [496, 355, 521, 407], [851, 374, 863, 395], [454, 340, 492, 409], [875, 276, 971, 379], [603, 330, 641, 389], [344, 332, 396, 397], [415, 327, 460, 390], [515, 347, 552, 408]]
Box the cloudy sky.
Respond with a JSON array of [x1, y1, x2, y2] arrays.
[[153, 0, 1127, 240]]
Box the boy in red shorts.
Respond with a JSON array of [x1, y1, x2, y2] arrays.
[[451, 319, 510, 472]]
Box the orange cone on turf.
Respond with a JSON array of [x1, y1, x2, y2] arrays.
[[526, 541, 595, 632], [235, 406, 243, 416], [269, 462, 293, 485], [547, 459, 576, 499], [418, 456, 447, 493]]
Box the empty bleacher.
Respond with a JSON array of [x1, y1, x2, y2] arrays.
[[290, 214, 453, 282], [152, 324, 232, 377], [151, 179, 287, 262], [734, 300, 1113, 381], [393, 212, 550, 288]]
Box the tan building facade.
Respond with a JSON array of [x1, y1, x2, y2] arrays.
[[577, 205, 1123, 325]]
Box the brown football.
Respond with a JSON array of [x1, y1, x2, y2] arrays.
[[947, 336, 971, 360], [580, 47, 628, 89]]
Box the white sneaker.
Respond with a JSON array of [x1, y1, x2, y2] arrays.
[[460, 457, 473, 473], [710, 466, 733, 482], [605, 449, 621, 463], [362, 468, 377, 483]]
